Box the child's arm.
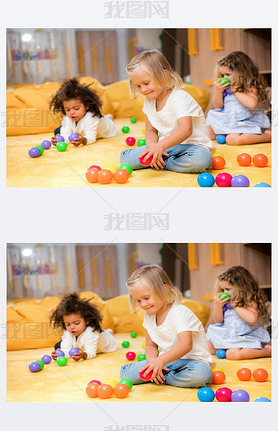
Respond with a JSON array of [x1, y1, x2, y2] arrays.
[[213, 79, 230, 109], [233, 87, 259, 109], [233, 301, 259, 324]]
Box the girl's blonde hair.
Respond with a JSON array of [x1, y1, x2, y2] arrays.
[[217, 266, 268, 318], [217, 51, 267, 103], [127, 264, 183, 312], [126, 50, 183, 98]]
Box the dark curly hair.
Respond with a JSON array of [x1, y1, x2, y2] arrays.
[[49, 292, 103, 333], [49, 77, 103, 117]]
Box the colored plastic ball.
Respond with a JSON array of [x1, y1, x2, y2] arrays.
[[28, 147, 41, 158], [219, 78, 230, 85], [56, 349, 65, 356], [253, 154, 268, 167], [57, 356, 68, 367], [41, 140, 51, 150], [122, 126, 130, 134], [197, 387, 215, 402], [141, 341, 145, 349], [103, 163, 118, 173], [35, 145, 44, 155], [126, 351, 136, 361], [216, 134, 226, 144], [212, 371, 226, 384], [254, 182, 271, 187], [118, 163, 133, 176], [216, 349, 226, 359], [88, 379, 101, 386], [137, 353, 146, 362], [119, 378, 133, 390], [215, 172, 232, 187], [122, 340, 130, 348], [97, 169, 113, 184], [231, 174, 250, 187], [130, 117, 137, 124], [87, 165, 101, 171], [237, 368, 252, 381], [35, 360, 45, 370], [197, 172, 215, 187], [97, 384, 114, 399], [68, 133, 79, 141], [114, 383, 130, 398], [86, 383, 99, 398], [102, 378, 118, 388], [114, 168, 130, 184], [253, 368, 268, 382], [86, 168, 99, 183], [212, 367, 224, 373], [130, 331, 137, 338], [29, 361, 41, 372], [237, 153, 252, 166], [137, 138, 146, 147], [212, 152, 224, 158], [254, 397, 271, 402], [212, 156, 225, 170], [41, 354, 52, 364], [69, 347, 79, 357], [139, 369, 153, 381], [215, 387, 232, 402], [219, 292, 230, 300], [56, 142, 67, 152], [231, 389, 250, 402], [56, 135, 65, 142], [141, 127, 145, 134], [126, 136, 136, 146], [139, 153, 153, 166]]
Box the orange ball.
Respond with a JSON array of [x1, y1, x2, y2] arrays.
[[212, 156, 225, 170], [237, 367, 252, 381], [212, 370, 226, 384], [237, 153, 252, 166], [253, 368, 268, 382], [113, 383, 130, 398], [86, 383, 100, 398], [253, 154, 268, 167], [97, 384, 114, 399], [85, 168, 99, 183], [114, 168, 130, 184], [97, 169, 113, 184]]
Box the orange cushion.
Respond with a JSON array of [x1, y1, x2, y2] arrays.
[[105, 80, 145, 121], [105, 295, 145, 335]]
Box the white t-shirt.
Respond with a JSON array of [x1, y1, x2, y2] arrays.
[[142, 89, 215, 151], [60, 111, 116, 145], [60, 326, 117, 359], [143, 302, 215, 366]]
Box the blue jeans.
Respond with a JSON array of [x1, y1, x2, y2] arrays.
[[120, 144, 212, 173], [120, 358, 212, 388]]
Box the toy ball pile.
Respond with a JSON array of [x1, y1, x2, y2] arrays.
[[86, 163, 133, 185], [86, 378, 132, 399]]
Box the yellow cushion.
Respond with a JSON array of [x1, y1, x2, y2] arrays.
[[181, 298, 211, 327], [6, 91, 24, 109], [78, 291, 114, 332], [7, 306, 25, 323], [105, 295, 145, 335], [105, 80, 145, 121], [181, 84, 211, 113]]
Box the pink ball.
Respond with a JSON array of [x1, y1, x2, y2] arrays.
[[215, 172, 233, 187], [87, 165, 101, 171], [126, 137, 136, 146], [215, 387, 233, 402], [139, 369, 153, 381], [126, 351, 136, 361], [139, 154, 153, 166], [87, 379, 101, 386]]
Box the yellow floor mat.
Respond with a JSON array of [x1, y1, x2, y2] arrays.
[[6, 119, 271, 187], [7, 334, 271, 402]]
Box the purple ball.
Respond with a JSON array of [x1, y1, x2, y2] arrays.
[[223, 301, 232, 312], [41, 140, 51, 149], [68, 133, 79, 142], [231, 174, 250, 187], [28, 147, 41, 158], [41, 354, 52, 364], [56, 349, 65, 357], [29, 361, 41, 372], [56, 135, 65, 142], [69, 347, 79, 356], [231, 389, 250, 402]]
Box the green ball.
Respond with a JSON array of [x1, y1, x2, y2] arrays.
[[35, 145, 44, 156], [137, 353, 146, 362], [130, 117, 137, 124], [219, 292, 230, 300], [35, 360, 45, 370], [130, 332, 137, 338], [57, 356, 68, 366], [122, 126, 130, 134], [122, 340, 130, 348], [219, 77, 230, 85], [119, 378, 133, 390], [56, 141, 67, 152], [137, 138, 146, 147], [119, 163, 133, 176]]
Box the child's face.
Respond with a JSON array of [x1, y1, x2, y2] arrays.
[[130, 68, 164, 100], [219, 280, 233, 295], [63, 98, 87, 122], [219, 65, 234, 83], [63, 313, 87, 337], [131, 285, 165, 314]]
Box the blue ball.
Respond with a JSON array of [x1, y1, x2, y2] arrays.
[[41, 140, 51, 149], [216, 349, 226, 359], [29, 361, 41, 372], [197, 387, 215, 402], [254, 397, 271, 402], [28, 147, 41, 158], [231, 174, 250, 187], [197, 172, 215, 187], [254, 183, 271, 188], [69, 347, 79, 356], [231, 389, 250, 402], [41, 354, 52, 364], [68, 133, 79, 141], [216, 134, 226, 144]]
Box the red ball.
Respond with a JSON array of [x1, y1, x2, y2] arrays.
[[212, 371, 226, 384], [97, 169, 113, 184], [215, 387, 232, 402], [237, 368, 252, 381], [113, 383, 130, 398], [97, 384, 114, 399], [126, 351, 136, 361], [86, 383, 99, 398], [85, 168, 99, 183], [253, 154, 268, 167], [126, 137, 136, 146], [139, 369, 153, 381], [114, 168, 130, 184], [139, 154, 153, 166], [237, 153, 252, 166], [215, 172, 233, 187], [212, 156, 225, 170], [253, 368, 268, 382]]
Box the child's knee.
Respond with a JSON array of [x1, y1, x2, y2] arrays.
[[226, 134, 240, 145], [226, 348, 242, 360]]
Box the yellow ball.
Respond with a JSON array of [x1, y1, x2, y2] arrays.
[[212, 366, 224, 373], [103, 163, 118, 173], [102, 378, 118, 388], [212, 152, 224, 158], [141, 127, 145, 135], [141, 341, 145, 349]]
